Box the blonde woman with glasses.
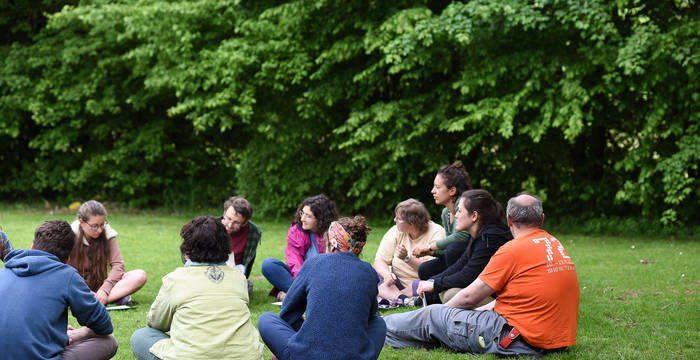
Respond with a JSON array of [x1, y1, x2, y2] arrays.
[[69, 200, 147, 305]]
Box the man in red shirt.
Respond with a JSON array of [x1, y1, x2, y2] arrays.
[[221, 196, 262, 294], [384, 193, 579, 357]]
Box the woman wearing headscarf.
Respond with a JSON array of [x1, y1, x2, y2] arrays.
[[258, 216, 385, 360]]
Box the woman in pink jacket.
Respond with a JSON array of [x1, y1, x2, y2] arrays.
[[262, 194, 338, 301]]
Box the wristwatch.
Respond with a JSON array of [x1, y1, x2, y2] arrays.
[[403, 254, 411, 262]]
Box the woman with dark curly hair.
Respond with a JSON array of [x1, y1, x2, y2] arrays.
[[261, 194, 339, 301], [259, 216, 385, 360], [131, 216, 263, 360]]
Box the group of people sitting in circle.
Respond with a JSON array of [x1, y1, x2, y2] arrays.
[[0, 161, 580, 360]]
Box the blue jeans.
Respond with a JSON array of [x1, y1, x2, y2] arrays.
[[383, 305, 544, 357], [261, 258, 294, 292], [258, 311, 386, 360], [130, 327, 170, 360]]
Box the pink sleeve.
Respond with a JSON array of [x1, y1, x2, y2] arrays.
[[98, 237, 126, 295], [285, 224, 310, 278]]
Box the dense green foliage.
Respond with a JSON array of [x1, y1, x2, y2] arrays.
[[1, 0, 698, 224]]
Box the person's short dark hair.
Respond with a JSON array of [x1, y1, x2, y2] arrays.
[[395, 199, 430, 232], [506, 192, 544, 228], [293, 194, 339, 234], [180, 216, 231, 263], [223, 196, 253, 220], [437, 161, 472, 202], [33, 220, 75, 262]]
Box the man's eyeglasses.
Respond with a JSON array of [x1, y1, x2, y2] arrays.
[[222, 215, 245, 227]]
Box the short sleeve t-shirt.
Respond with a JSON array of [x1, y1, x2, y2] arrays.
[[479, 228, 579, 349], [374, 222, 444, 286]]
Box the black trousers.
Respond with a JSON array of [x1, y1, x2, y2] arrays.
[[418, 241, 468, 304]]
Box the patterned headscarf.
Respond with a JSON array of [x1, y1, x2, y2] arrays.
[[328, 221, 365, 255]]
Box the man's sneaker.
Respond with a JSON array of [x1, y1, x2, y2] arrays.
[[115, 295, 133, 306], [402, 296, 423, 307]]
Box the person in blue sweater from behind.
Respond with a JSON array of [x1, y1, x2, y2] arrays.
[[258, 216, 385, 360], [0, 220, 117, 360]]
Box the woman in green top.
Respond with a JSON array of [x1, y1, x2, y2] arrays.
[[413, 161, 472, 280]]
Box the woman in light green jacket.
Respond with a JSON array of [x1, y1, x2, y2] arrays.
[[130, 216, 263, 360]]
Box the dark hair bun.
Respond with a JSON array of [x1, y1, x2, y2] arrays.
[[437, 161, 472, 199], [337, 215, 372, 243]]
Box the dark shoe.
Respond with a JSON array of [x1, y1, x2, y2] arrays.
[[114, 295, 133, 306], [402, 296, 423, 307], [378, 297, 402, 309]]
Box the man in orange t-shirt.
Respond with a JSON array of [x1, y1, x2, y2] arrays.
[[384, 193, 579, 357]]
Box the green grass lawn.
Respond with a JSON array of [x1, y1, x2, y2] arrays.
[[1, 207, 698, 359]]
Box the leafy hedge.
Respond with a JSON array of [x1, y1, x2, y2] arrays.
[[1, 0, 698, 224]]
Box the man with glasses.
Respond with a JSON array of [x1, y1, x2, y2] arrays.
[[221, 196, 262, 294]]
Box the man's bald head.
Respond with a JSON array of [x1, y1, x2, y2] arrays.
[[506, 193, 544, 228]]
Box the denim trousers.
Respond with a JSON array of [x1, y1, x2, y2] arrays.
[[383, 304, 544, 358], [261, 258, 294, 292], [130, 327, 169, 360]]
